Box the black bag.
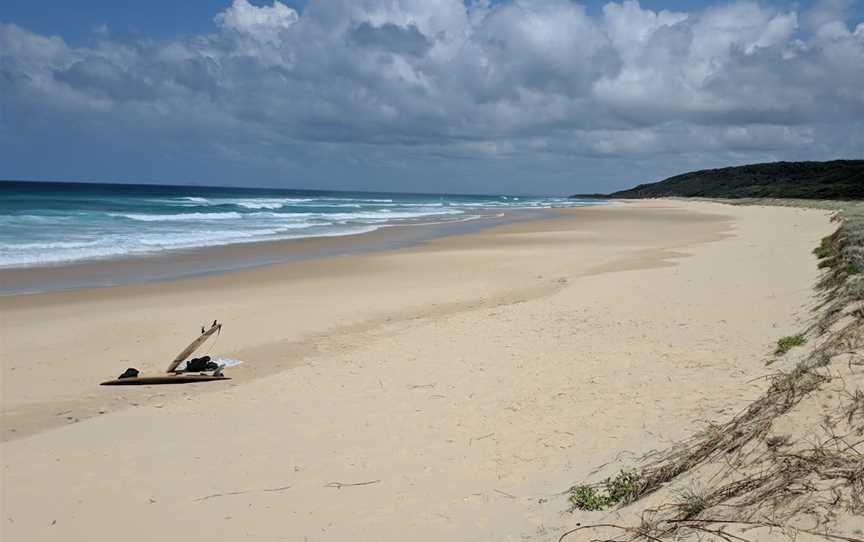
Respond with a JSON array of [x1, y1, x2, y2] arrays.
[[185, 356, 214, 372], [118, 368, 139, 379]]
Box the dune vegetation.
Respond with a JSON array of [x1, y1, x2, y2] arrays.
[[573, 160, 864, 201], [561, 201, 864, 542]]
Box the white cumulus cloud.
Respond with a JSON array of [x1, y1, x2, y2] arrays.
[[0, 0, 861, 194]]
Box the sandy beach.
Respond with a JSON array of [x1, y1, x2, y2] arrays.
[[1, 200, 834, 541]]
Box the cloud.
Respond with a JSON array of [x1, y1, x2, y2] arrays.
[[803, 0, 854, 32], [0, 0, 862, 194], [349, 22, 432, 56], [215, 0, 299, 42]]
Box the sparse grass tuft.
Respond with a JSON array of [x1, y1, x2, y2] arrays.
[[813, 353, 832, 368], [674, 485, 708, 518], [775, 334, 807, 355], [845, 389, 864, 426]]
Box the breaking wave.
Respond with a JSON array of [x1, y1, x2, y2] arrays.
[[0, 184, 602, 269]]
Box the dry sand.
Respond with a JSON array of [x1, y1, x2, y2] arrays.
[[0, 200, 834, 541]]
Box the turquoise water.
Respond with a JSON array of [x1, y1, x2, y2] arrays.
[[0, 181, 602, 268]]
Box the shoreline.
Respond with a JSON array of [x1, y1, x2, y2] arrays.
[[0, 207, 565, 296], [1, 200, 835, 541]]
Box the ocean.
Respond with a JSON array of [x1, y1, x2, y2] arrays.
[[0, 181, 602, 269]]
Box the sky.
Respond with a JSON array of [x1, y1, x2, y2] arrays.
[[0, 0, 862, 195]]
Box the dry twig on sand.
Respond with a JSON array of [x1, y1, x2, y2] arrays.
[[324, 479, 380, 489], [193, 485, 292, 502]]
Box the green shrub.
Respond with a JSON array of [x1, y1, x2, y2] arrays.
[[605, 471, 640, 503], [775, 334, 807, 355], [569, 485, 608, 511], [814, 237, 834, 259], [569, 471, 640, 511]]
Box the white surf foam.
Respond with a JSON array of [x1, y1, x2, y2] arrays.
[[113, 212, 243, 222]]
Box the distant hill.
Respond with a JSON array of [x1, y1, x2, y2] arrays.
[[573, 160, 864, 200]]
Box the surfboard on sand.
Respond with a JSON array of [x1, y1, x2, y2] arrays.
[[100, 373, 229, 386], [100, 322, 228, 386], [165, 322, 222, 373]]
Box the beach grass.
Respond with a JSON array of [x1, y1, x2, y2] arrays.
[[674, 484, 708, 518], [562, 199, 864, 542]]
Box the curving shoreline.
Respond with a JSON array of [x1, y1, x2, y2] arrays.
[[0, 200, 834, 541], [0, 207, 561, 295]]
